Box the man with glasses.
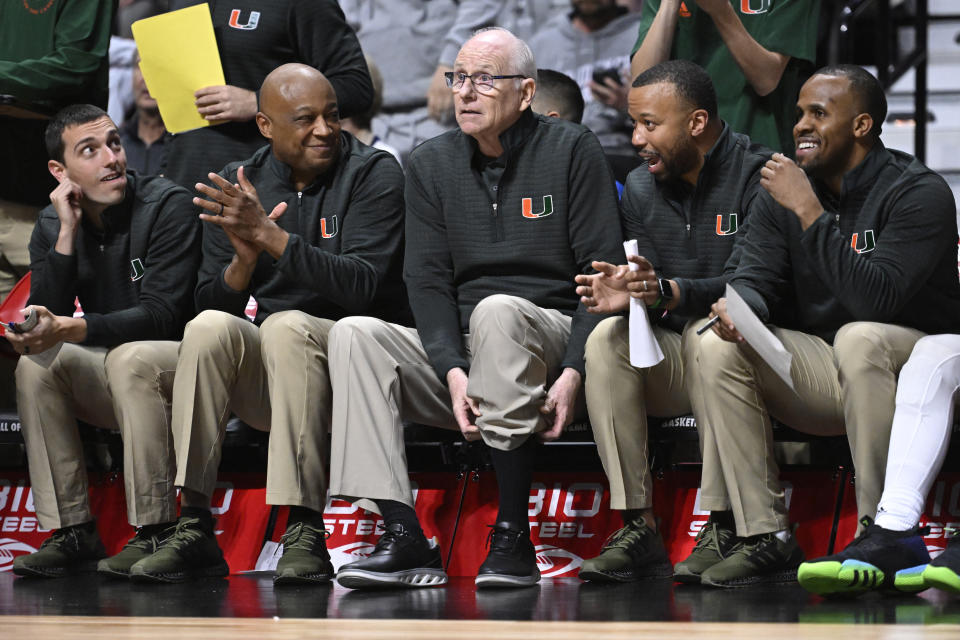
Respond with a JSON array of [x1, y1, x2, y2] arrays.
[[328, 27, 624, 589]]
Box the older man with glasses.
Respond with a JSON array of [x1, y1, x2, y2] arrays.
[[327, 27, 624, 589]]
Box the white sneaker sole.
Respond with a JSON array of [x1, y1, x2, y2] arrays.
[[336, 567, 448, 589], [475, 569, 541, 588]]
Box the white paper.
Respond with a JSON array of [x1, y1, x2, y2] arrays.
[[724, 284, 795, 390], [623, 239, 664, 368]]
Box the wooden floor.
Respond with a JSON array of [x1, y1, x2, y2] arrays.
[[3, 616, 960, 640], [4, 574, 960, 639]]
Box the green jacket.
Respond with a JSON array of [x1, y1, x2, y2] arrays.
[[0, 0, 113, 205], [0, 0, 113, 109]]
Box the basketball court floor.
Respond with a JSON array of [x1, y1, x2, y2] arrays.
[[3, 573, 960, 639]]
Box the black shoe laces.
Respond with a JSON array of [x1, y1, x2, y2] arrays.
[[485, 525, 524, 552]]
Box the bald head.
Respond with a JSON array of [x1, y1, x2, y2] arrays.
[[256, 63, 342, 188], [462, 28, 537, 80], [260, 63, 336, 117]]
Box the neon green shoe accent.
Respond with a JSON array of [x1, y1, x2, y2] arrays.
[[922, 565, 960, 593], [893, 564, 929, 593], [798, 559, 885, 595]]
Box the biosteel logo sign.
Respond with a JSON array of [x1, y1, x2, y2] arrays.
[[687, 482, 794, 537], [0, 478, 51, 571]]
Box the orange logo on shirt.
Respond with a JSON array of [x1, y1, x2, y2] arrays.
[[321, 215, 339, 238], [741, 0, 771, 14], [22, 0, 55, 14], [679, 2, 691, 17], [228, 9, 260, 30], [521, 196, 554, 219]]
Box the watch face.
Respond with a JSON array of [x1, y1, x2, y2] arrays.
[[659, 278, 673, 300]]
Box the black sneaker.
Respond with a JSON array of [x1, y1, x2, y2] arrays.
[[578, 518, 673, 582], [798, 516, 931, 596], [274, 521, 333, 585], [900, 527, 960, 593], [12, 522, 106, 578], [700, 530, 805, 588], [673, 517, 737, 584], [475, 522, 540, 588], [97, 522, 176, 578], [335, 523, 447, 589], [128, 516, 229, 583]]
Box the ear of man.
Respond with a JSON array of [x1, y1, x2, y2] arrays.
[[688, 109, 709, 138], [255, 112, 273, 140], [519, 77, 536, 111], [852, 112, 874, 140], [47, 159, 68, 183]]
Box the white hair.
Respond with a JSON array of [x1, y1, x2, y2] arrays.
[[470, 26, 537, 79]]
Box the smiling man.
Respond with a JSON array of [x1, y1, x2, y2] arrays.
[[125, 64, 408, 584], [686, 65, 960, 588], [572, 59, 770, 583], [9, 104, 200, 578], [327, 27, 624, 589]]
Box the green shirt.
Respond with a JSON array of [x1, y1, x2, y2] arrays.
[[633, 0, 819, 153], [0, 0, 114, 110]]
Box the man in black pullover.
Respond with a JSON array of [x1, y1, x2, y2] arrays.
[[10, 104, 201, 578], [327, 27, 624, 589], [688, 65, 960, 588], [127, 64, 407, 585], [164, 0, 373, 191], [572, 60, 770, 583]]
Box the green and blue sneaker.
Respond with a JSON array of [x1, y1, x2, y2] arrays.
[[898, 527, 960, 593], [798, 516, 930, 596]]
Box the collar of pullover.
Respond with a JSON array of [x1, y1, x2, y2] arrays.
[[265, 133, 348, 191], [826, 141, 891, 199], [465, 108, 539, 165]]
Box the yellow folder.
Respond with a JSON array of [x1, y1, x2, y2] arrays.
[[131, 3, 225, 134]]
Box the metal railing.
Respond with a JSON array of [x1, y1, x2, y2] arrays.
[[832, 0, 929, 161]]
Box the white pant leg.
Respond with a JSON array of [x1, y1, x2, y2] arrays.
[[875, 334, 960, 530]]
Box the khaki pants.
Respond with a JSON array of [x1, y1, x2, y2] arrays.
[[584, 317, 711, 510], [171, 310, 334, 512], [0, 198, 38, 412], [691, 321, 924, 536], [16, 341, 178, 529], [328, 294, 573, 513], [0, 198, 36, 300]]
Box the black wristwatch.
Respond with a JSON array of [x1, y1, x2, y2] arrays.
[[658, 278, 674, 302]]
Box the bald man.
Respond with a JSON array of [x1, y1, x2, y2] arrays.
[[126, 64, 409, 584]]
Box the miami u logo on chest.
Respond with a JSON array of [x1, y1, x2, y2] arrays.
[[851, 230, 876, 254], [228, 9, 260, 30], [715, 213, 739, 236], [521, 195, 554, 219]]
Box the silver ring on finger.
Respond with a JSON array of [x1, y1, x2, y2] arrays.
[[219, 203, 224, 215], [642, 280, 648, 292]]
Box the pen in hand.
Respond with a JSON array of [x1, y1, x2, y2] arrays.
[[696, 316, 720, 335]]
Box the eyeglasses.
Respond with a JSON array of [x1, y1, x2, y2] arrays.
[[444, 71, 526, 93]]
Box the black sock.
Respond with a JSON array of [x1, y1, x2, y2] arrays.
[[377, 499, 423, 537], [181, 506, 213, 528], [287, 506, 325, 529], [70, 520, 97, 533], [622, 509, 644, 526], [490, 437, 537, 531], [139, 521, 175, 536], [710, 510, 734, 529]]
